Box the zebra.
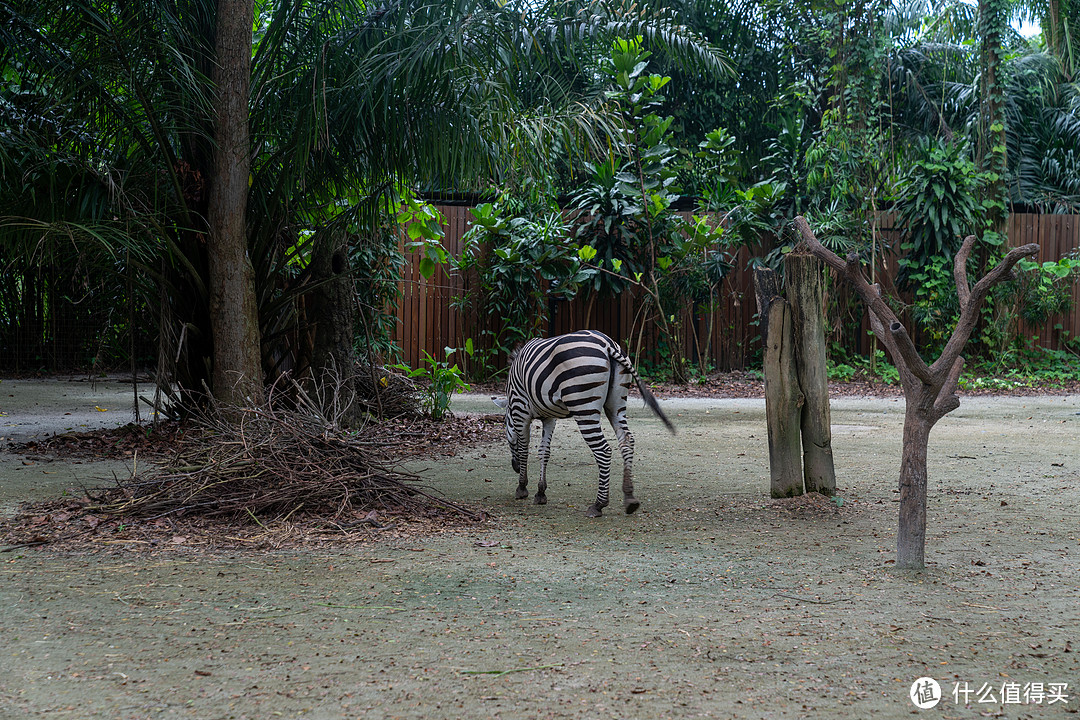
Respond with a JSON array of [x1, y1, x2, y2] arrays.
[[492, 330, 676, 517]]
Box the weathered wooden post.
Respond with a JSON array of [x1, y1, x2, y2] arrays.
[[752, 267, 804, 498], [785, 248, 836, 495]]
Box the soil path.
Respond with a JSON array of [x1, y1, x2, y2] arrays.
[[1, 383, 1078, 719], [0, 377, 152, 518]]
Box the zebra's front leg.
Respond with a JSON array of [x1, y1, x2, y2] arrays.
[[573, 413, 611, 517], [515, 420, 532, 500], [535, 418, 556, 505]]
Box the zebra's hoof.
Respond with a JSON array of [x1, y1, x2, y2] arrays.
[[624, 498, 640, 514], [515, 487, 529, 500], [586, 505, 603, 518], [533, 494, 547, 505]]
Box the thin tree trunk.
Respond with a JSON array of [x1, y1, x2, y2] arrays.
[[207, 0, 263, 408], [310, 230, 358, 424], [896, 411, 931, 569], [786, 251, 836, 495], [977, 0, 1007, 232], [1047, 0, 1070, 78], [583, 292, 596, 328], [796, 216, 1039, 570], [702, 293, 716, 374]]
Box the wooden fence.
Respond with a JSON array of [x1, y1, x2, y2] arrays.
[[393, 209, 1080, 374], [1007, 213, 1080, 347]]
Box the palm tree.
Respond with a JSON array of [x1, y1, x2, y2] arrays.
[[1, 0, 726, 411], [884, 0, 1080, 210], [1017, 0, 1079, 79]]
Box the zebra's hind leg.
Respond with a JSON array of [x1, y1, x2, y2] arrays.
[[607, 405, 638, 514], [535, 418, 556, 505], [515, 419, 532, 500], [573, 412, 611, 517]]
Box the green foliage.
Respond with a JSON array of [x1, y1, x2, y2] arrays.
[[761, 0, 891, 257], [395, 196, 447, 280], [828, 347, 899, 385], [390, 350, 469, 421], [451, 195, 591, 379], [1014, 256, 1080, 324], [827, 361, 858, 382], [349, 224, 405, 360], [907, 255, 961, 351], [960, 345, 1080, 389], [691, 127, 740, 198], [568, 156, 639, 295], [685, 362, 714, 385], [981, 253, 1080, 364], [715, 181, 789, 253], [894, 139, 1000, 288], [696, 127, 790, 248], [571, 37, 685, 286], [568, 38, 735, 382], [10, 0, 1080, 385], [1, 0, 722, 387]]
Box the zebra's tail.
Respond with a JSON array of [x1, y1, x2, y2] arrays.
[[612, 349, 676, 435]]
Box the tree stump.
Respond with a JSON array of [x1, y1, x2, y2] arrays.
[[785, 250, 836, 495], [753, 267, 804, 498]]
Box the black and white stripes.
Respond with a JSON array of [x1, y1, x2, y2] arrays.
[[492, 330, 675, 517]]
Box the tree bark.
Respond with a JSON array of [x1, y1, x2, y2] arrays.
[[977, 0, 1007, 231], [207, 0, 263, 408], [754, 267, 804, 498], [309, 230, 358, 424], [785, 250, 836, 495], [896, 408, 931, 569]]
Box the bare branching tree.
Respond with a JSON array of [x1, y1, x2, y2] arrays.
[[795, 216, 1039, 570]]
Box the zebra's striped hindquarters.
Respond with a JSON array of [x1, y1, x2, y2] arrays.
[[493, 330, 674, 517]]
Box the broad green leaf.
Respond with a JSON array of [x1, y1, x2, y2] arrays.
[[418, 257, 436, 279]]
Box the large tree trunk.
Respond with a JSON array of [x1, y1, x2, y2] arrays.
[[207, 0, 263, 408], [753, 267, 804, 498], [786, 250, 836, 495]]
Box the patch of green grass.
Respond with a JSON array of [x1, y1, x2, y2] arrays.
[[825, 344, 1079, 389]]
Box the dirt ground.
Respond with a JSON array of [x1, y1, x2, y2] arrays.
[[1, 378, 1079, 719]]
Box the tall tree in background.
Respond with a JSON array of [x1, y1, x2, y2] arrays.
[[207, 0, 263, 407], [977, 0, 1009, 233]]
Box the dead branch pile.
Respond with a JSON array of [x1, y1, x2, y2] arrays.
[[86, 403, 482, 524]]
